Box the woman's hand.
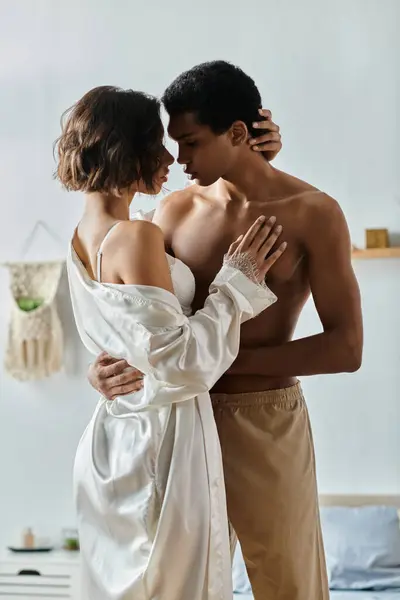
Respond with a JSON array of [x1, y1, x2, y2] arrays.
[[226, 216, 287, 282], [249, 108, 282, 162]]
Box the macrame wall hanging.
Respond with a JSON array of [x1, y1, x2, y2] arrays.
[[2, 221, 65, 381]]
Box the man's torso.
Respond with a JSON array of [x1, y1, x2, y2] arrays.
[[154, 168, 323, 393]]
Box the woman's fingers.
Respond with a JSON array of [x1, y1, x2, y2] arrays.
[[250, 216, 277, 251], [227, 234, 244, 257], [259, 224, 283, 257], [260, 242, 287, 277], [239, 216, 266, 250]]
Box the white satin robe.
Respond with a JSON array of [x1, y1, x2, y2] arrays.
[[67, 246, 276, 600]]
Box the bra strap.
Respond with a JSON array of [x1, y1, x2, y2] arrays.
[[96, 221, 123, 282]]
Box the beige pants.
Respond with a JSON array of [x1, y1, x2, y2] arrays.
[[212, 383, 329, 600]]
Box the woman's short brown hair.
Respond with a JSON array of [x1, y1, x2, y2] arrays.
[[54, 86, 164, 194]]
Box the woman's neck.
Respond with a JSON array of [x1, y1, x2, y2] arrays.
[[83, 190, 135, 221]]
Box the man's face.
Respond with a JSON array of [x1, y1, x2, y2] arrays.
[[167, 112, 237, 187]]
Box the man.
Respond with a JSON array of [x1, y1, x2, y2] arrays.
[[88, 61, 363, 600]]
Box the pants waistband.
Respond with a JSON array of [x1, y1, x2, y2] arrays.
[[211, 382, 304, 408]]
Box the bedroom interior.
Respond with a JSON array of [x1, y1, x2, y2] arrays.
[[0, 0, 399, 598], [233, 496, 400, 600]]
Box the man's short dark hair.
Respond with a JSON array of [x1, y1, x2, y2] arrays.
[[55, 86, 164, 194], [162, 61, 262, 137]]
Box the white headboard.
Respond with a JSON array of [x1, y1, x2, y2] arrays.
[[319, 495, 400, 508]]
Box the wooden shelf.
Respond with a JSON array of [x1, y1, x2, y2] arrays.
[[351, 247, 400, 259]]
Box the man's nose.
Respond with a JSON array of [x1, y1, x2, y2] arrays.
[[177, 148, 189, 165]]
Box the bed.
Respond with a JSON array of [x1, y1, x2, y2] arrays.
[[330, 593, 400, 599], [233, 495, 400, 600], [234, 592, 400, 599], [233, 587, 400, 599]]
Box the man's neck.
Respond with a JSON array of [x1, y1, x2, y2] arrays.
[[220, 152, 276, 202]]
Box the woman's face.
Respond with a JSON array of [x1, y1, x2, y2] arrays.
[[138, 145, 174, 195]]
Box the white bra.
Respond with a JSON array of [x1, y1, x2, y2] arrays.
[[96, 213, 196, 317]]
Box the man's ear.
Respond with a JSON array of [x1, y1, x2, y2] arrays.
[[229, 120, 248, 146]]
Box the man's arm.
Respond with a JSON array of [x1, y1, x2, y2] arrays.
[[229, 195, 363, 377]]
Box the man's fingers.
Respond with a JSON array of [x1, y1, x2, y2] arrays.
[[96, 351, 113, 364], [110, 380, 144, 399], [100, 360, 132, 379], [105, 367, 143, 388], [96, 352, 121, 366]]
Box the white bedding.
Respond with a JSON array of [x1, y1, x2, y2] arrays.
[[330, 592, 400, 599], [233, 592, 400, 600]]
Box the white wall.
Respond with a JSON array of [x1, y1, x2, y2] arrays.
[[0, 0, 399, 545]]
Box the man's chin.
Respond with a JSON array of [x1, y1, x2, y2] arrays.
[[192, 174, 215, 187]]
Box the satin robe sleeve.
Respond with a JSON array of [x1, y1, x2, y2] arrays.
[[70, 262, 277, 407]]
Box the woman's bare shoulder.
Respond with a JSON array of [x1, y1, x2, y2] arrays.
[[120, 218, 164, 240], [112, 220, 172, 290]]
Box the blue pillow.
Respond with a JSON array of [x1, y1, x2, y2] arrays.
[[232, 542, 252, 594], [320, 506, 400, 590]]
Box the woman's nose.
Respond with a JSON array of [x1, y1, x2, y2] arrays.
[[164, 148, 174, 167]]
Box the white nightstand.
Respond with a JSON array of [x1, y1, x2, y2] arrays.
[[0, 550, 81, 599]]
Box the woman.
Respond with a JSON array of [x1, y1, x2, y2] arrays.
[[58, 86, 286, 600]]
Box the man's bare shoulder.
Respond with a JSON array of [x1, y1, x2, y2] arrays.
[[157, 185, 198, 214], [273, 169, 342, 218], [297, 190, 350, 254], [271, 167, 319, 200], [302, 190, 344, 220], [271, 169, 348, 244], [154, 184, 212, 230]]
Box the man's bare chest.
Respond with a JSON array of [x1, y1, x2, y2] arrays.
[[170, 207, 305, 291]]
